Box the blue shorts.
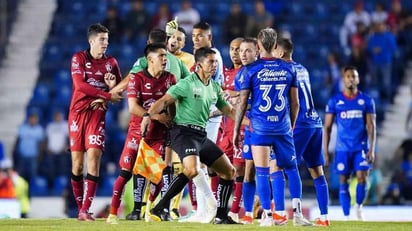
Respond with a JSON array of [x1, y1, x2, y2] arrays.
[[335, 150, 371, 175], [243, 129, 275, 160], [293, 127, 324, 168], [242, 129, 252, 160], [250, 131, 297, 168]]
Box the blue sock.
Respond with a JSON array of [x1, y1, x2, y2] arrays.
[[339, 183, 350, 216], [242, 181, 256, 213], [284, 167, 302, 199], [270, 170, 285, 211], [255, 166, 271, 210], [314, 175, 329, 215], [356, 183, 368, 205]]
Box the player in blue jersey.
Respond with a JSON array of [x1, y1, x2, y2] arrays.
[[323, 66, 376, 221], [233, 37, 259, 224], [233, 28, 308, 227], [274, 38, 329, 226]]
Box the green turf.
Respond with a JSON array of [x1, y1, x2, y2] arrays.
[[0, 219, 411, 231]]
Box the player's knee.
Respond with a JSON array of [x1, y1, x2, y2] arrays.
[[183, 167, 199, 179], [219, 165, 236, 180]]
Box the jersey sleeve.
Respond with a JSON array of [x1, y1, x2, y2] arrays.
[[167, 78, 189, 100], [71, 53, 111, 100], [178, 59, 191, 79], [366, 96, 376, 114], [325, 97, 336, 114], [126, 74, 139, 99], [129, 57, 147, 74], [237, 66, 252, 91], [111, 58, 122, 83], [215, 82, 229, 110]]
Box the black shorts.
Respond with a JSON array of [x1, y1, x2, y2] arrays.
[[170, 124, 223, 167]]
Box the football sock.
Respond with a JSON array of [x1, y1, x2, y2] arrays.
[[132, 174, 147, 212], [153, 173, 189, 211], [216, 178, 234, 219], [110, 170, 131, 215], [71, 173, 83, 211], [285, 167, 302, 199], [339, 183, 350, 216], [270, 170, 285, 211], [242, 181, 256, 213], [81, 173, 99, 212], [187, 180, 197, 211], [255, 166, 271, 210], [356, 182, 368, 205], [230, 176, 244, 213], [314, 175, 329, 215]]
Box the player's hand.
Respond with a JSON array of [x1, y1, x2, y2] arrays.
[[104, 73, 117, 89], [367, 151, 375, 164], [109, 88, 124, 103], [166, 16, 178, 36], [233, 130, 240, 150], [324, 151, 331, 167], [90, 98, 107, 110], [141, 116, 151, 137]]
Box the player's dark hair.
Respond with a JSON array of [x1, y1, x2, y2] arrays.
[[343, 65, 358, 73], [277, 37, 293, 55], [148, 28, 167, 44], [241, 37, 258, 46], [195, 47, 216, 62], [193, 21, 211, 31], [87, 23, 109, 39], [177, 26, 187, 37], [144, 43, 166, 57], [257, 28, 277, 52]]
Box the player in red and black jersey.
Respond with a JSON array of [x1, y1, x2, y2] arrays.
[[106, 43, 176, 224], [68, 23, 123, 221]]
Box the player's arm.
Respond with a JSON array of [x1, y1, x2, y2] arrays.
[[141, 94, 177, 134], [323, 113, 335, 167], [233, 89, 250, 147], [71, 56, 111, 101], [366, 113, 377, 163], [111, 58, 146, 93], [289, 86, 299, 129]]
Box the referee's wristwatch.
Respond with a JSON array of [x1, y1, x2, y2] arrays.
[[143, 112, 150, 118]]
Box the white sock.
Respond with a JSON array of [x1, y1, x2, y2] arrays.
[[292, 198, 302, 215], [192, 168, 215, 213]]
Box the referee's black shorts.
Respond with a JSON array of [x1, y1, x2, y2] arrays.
[[170, 124, 223, 167]]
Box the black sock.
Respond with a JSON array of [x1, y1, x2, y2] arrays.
[[161, 166, 172, 211], [153, 173, 189, 211], [133, 174, 147, 212], [216, 178, 234, 219]]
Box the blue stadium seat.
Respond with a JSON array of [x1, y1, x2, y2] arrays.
[[30, 176, 49, 196], [53, 176, 68, 195], [53, 69, 72, 88], [52, 85, 72, 108], [29, 82, 51, 107]]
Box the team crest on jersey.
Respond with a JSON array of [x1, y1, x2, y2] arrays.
[[123, 155, 131, 164], [358, 99, 365, 105], [105, 62, 112, 72]]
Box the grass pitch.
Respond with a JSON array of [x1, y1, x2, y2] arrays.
[[0, 219, 411, 231]]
